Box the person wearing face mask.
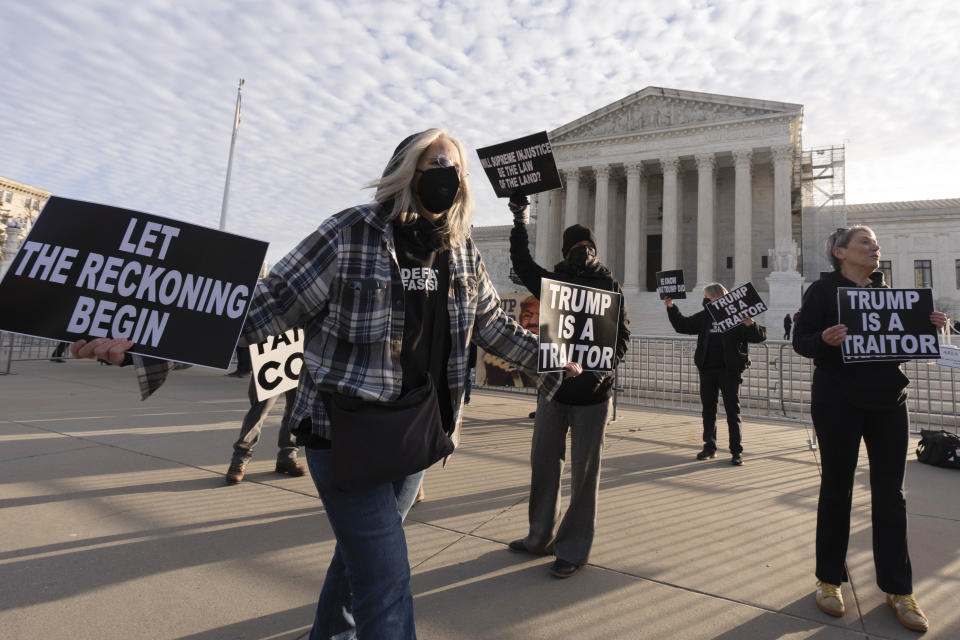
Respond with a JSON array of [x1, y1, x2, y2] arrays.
[[506, 195, 630, 579], [793, 226, 946, 632], [663, 283, 766, 465], [70, 129, 583, 640]]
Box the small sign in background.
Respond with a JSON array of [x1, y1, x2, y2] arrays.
[[705, 282, 767, 333], [249, 328, 305, 401], [655, 269, 686, 300]]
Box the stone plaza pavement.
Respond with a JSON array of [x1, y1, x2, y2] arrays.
[[1, 360, 958, 639]]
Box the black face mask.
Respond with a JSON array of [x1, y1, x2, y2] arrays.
[[566, 245, 598, 272], [416, 166, 460, 214]]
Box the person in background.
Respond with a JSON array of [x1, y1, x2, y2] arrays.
[[506, 194, 630, 579], [783, 313, 793, 340], [793, 225, 946, 632], [664, 284, 766, 465], [225, 377, 304, 484], [50, 341, 68, 363], [226, 345, 252, 377]]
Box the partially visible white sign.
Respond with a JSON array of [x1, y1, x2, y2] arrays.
[[937, 343, 960, 369], [249, 328, 305, 401]]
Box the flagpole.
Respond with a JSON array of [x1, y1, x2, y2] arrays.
[[218, 78, 244, 231]]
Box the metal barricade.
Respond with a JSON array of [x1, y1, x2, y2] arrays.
[[479, 334, 959, 434], [1, 331, 66, 374]]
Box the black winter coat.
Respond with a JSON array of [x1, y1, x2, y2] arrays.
[[792, 270, 909, 408], [666, 304, 766, 373], [509, 223, 630, 405]]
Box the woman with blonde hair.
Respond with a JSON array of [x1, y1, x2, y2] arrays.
[[793, 225, 946, 632], [72, 128, 581, 639]]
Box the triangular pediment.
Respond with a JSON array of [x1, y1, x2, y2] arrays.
[[550, 87, 802, 143]]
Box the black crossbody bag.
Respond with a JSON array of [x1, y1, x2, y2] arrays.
[[322, 374, 455, 491]]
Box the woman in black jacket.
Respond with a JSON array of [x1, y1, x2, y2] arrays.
[[664, 283, 766, 465], [793, 226, 946, 632]]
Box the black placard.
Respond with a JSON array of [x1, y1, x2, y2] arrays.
[[837, 287, 939, 362], [475, 131, 563, 198], [537, 278, 621, 373], [655, 269, 686, 299], [705, 282, 768, 332], [0, 197, 268, 369]]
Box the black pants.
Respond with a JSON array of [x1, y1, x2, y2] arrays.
[[811, 399, 912, 593], [698, 369, 742, 454]]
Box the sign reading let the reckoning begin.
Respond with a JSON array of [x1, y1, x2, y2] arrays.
[[0, 197, 268, 369]]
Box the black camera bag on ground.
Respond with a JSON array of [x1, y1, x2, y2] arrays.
[[916, 430, 960, 469]]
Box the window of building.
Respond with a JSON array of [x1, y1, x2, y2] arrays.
[[24, 197, 32, 209], [914, 260, 933, 288], [726, 256, 733, 269], [32, 199, 41, 210], [4, 192, 11, 203], [878, 260, 893, 286], [761, 255, 768, 269]]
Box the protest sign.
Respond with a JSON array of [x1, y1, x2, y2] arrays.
[[476, 131, 563, 198], [537, 278, 621, 373], [249, 328, 305, 401], [705, 283, 767, 332], [655, 269, 686, 300], [837, 287, 939, 362], [938, 344, 960, 369], [476, 292, 540, 388], [0, 197, 268, 369]]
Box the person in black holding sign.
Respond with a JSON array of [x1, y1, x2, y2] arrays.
[[793, 226, 946, 632], [663, 283, 766, 465], [507, 194, 630, 579], [71, 129, 581, 639]]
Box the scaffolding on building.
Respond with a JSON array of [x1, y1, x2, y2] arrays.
[[799, 146, 846, 277]]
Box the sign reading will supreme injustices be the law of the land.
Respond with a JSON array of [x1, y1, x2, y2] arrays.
[[837, 287, 940, 363], [705, 282, 768, 332], [0, 197, 268, 369], [249, 328, 305, 402], [655, 269, 686, 300], [475, 131, 563, 198], [537, 278, 621, 373]]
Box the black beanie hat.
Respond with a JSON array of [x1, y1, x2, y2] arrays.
[[562, 224, 597, 256]]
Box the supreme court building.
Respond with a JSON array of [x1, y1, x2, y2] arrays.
[[474, 87, 960, 332]]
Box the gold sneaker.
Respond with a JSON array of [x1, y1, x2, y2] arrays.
[[815, 581, 845, 617], [886, 593, 929, 632]]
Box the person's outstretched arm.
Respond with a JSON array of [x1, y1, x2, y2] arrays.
[[508, 195, 551, 298]]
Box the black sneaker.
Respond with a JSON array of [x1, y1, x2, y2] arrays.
[[696, 448, 716, 460], [731, 454, 744, 466]]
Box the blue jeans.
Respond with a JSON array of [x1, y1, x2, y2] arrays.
[[305, 448, 423, 640]]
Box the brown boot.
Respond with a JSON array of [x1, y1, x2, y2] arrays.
[[226, 462, 246, 485], [275, 458, 307, 477]]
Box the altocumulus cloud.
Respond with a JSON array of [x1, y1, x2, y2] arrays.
[[0, 0, 957, 264]]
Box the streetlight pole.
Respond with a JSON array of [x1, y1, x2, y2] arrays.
[[218, 78, 244, 231]]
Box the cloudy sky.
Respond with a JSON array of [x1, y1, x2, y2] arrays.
[[2, 0, 958, 264]]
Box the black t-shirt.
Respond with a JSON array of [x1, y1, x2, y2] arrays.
[[393, 218, 453, 432], [703, 323, 725, 370]]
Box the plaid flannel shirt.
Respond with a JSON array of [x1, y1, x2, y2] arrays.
[[136, 203, 560, 445]]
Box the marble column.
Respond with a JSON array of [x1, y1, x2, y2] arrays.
[[549, 187, 563, 264], [623, 163, 645, 292], [534, 192, 550, 265], [733, 148, 753, 285], [563, 168, 580, 231], [592, 165, 610, 256], [772, 144, 794, 255], [660, 157, 681, 271], [694, 153, 716, 291]]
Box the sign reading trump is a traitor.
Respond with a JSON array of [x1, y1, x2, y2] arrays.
[[537, 278, 621, 373], [705, 282, 767, 332], [476, 131, 563, 198], [837, 287, 939, 363], [0, 197, 268, 369]]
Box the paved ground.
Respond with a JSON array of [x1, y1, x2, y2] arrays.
[[1, 360, 958, 639]]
